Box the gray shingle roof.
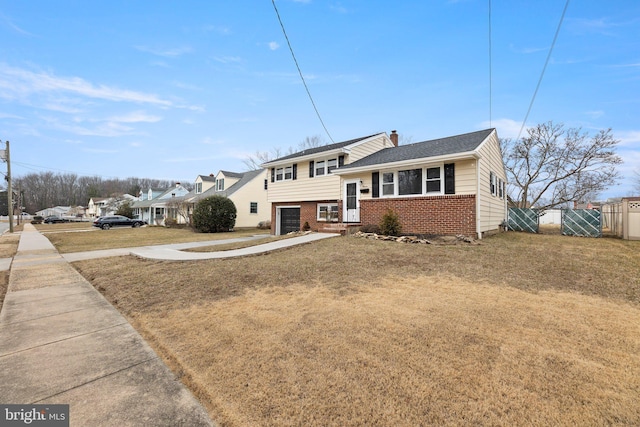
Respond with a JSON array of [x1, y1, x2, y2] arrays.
[[339, 129, 494, 170], [219, 170, 244, 178], [266, 133, 382, 163], [198, 175, 216, 182]]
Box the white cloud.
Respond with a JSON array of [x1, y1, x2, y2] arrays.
[[108, 111, 162, 123], [616, 130, 640, 147], [134, 45, 193, 58], [268, 42, 280, 51], [584, 110, 605, 119], [480, 118, 526, 139], [0, 63, 173, 107], [214, 56, 242, 64]]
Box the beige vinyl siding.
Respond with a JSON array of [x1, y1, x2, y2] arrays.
[[453, 159, 477, 195], [477, 131, 507, 233], [348, 134, 394, 162], [228, 170, 271, 228], [268, 161, 342, 202], [340, 159, 477, 200], [195, 176, 215, 193]]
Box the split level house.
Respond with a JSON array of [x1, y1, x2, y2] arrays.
[[263, 128, 507, 239], [187, 169, 270, 228]]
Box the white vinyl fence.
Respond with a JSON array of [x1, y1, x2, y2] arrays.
[[602, 197, 640, 240]]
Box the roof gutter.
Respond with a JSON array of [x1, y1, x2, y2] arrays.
[[333, 151, 479, 175]]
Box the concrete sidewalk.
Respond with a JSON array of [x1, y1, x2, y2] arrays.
[[62, 232, 340, 262], [0, 224, 215, 426]]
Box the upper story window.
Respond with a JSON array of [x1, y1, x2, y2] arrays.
[[195, 182, 202, 194], [272, 164, 297, 182], [309, 155, 344, 178]]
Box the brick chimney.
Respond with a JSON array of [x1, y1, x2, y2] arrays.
[[390, 130, 398, 147]]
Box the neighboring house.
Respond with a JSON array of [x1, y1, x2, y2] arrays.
[[193, 174, 217, 195], [36, 206, 71, 217], [264, 129, 508, 238], [87, 195, 136, 217], [187, 169, 270, 228], [131, 184, 190, 226]]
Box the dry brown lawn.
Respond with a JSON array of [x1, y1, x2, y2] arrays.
[[0, 231, 21, 313], [43, 225, 268, 253], [71, 232, 640, 426]]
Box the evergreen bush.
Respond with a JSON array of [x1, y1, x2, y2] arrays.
[[192, 195, 237, 233], [380, 209, 402, 236]]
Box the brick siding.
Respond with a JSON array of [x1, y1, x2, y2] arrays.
[[271, 201, 342, 234], [360, 195, 476, 236]]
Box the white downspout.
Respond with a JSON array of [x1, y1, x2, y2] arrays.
[[476, 158, 482, 240]]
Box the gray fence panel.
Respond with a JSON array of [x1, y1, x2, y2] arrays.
[[561, 209, 602, 237], [507, 208, 539, 233]]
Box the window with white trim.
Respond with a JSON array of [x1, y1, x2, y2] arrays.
[[276, 168, 284, 181], [216, 178, 224, 191], [317, 203, 339, 222], [327, 158, 338, 173], [284, 166, 293, 180], [425, 167, 441, 193], [490, 172, 497, 196], [195, 182, 202, 194], [377, 165, 446, 197], [382, 172, 395, 196], [315, 160, 325, 176], [398, 169, 422, 195]]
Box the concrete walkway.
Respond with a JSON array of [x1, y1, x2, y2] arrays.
[[62, 232, 339, 262], [0, 224, 215, 426]]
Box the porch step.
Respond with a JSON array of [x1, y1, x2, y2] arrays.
[[320, 223, 361, 235]]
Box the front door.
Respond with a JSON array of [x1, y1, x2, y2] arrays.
[[344, 181, 360, 223]]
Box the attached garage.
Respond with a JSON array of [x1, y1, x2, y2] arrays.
[[277, 207, 300, 235]]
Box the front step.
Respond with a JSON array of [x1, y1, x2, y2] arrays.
[[319, 223, 361, 235]]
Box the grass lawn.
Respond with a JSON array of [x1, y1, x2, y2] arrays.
[[41, 224, 270, 253], [70, 232, 640, 426], [0, 231, 21, 313]]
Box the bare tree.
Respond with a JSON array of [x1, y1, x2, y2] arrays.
[[633, 169, 640, 195], [243, 135, 327, 171], [243, 149, 283, 171], [501, 121, 622, 209]]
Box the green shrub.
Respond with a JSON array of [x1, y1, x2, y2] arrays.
[[380, 209, 402, 236], [192, 195, 237, 233]]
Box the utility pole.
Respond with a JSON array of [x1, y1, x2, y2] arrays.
[[5, 141, 12, 233]]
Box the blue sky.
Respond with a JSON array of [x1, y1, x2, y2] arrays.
[[0, 0, 638, 199]]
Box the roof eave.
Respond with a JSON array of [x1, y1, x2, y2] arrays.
[[262, 147, 350, 168]]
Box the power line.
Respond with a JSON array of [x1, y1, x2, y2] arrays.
[[516, 0, 570, 141], [489, 0, 492, 128], [271, 0, 335, 143]]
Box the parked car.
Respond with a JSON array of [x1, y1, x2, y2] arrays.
[[43, 215, 70, 224], [93, 215, 147, 230]]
